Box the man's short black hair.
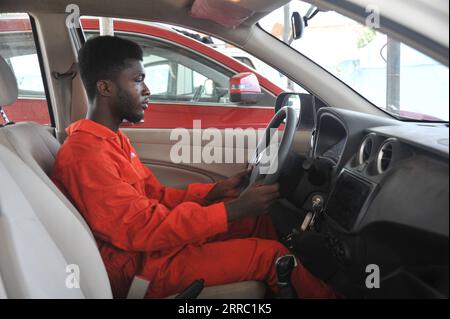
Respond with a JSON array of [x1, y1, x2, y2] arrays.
[[78, 36, 143, 101]]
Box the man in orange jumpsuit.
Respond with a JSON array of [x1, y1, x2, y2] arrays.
[[51, 36, 336, 299]]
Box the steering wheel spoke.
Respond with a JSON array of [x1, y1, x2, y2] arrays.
[[243, 106, 298, 191]]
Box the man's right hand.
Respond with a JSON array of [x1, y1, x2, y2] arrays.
[[225, 183, 280, 222]]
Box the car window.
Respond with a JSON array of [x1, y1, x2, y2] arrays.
[[81, 20, 278, 129], [0, 14, 51, 125], [259, 0, 449, 122], [9, 53, 45, 98]]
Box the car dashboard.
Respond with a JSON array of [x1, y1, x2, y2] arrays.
[[283, 106, 449, 299]]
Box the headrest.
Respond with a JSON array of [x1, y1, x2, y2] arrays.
[[0, 54, 18, 106]]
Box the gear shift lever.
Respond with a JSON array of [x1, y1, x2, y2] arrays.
[[275, 254, 298, 299]]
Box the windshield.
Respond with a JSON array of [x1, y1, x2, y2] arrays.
[[259, 0, 449, 122]]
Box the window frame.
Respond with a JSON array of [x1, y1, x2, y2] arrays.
[[0, 15, 55, 126]]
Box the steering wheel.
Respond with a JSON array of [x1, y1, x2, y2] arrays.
[[191, 85, 204, 103], [244, 106, 298, 191]]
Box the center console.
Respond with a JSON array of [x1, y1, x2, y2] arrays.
[[325, 170, 376, 231]]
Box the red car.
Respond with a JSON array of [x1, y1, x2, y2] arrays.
[[0, 17, 283, 129]]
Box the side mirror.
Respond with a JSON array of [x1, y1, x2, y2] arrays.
[[229, 72, 262, 104]]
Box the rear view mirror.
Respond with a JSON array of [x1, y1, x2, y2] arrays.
[[291, 6, 322, 40], [229, 72, 262, 104], [291, 12, 304, 40]]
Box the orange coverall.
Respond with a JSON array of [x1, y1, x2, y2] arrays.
[[51, 119, 336, 299]]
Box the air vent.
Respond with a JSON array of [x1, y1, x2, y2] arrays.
[[358, 134, 374, 165], [376, 139, 395, 174]]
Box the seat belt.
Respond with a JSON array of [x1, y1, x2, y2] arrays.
[[126, 277, 206, 299], [52, 63, 77, 143], [127, 276, 151, 299]]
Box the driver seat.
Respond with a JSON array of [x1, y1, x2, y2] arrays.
[[0, 55, 265, 298]]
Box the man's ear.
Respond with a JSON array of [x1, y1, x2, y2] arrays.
[[96, 80, 115, 97]]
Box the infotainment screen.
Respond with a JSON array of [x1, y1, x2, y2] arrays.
[[326, 171, 373, 230]]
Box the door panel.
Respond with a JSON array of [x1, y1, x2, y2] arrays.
[[123, 97, 314, 187], [124, 128, 250, 188], [147, 163, 215, 189], [124, 128, 292, 189]]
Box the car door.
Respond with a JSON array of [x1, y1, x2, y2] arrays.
[[80, 18, 283, 187]]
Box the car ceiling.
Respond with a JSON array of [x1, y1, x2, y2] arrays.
[[0, 0, 289, 25], [0, 0, 289, 47]]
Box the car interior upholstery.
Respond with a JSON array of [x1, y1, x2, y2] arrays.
[[0, 0, 448, 299]]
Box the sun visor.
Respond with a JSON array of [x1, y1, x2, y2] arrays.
[[190, 0, 255, 28]]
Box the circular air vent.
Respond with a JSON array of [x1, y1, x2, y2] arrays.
[[358, 134, 374, 165], [376, 139, 395, 174]]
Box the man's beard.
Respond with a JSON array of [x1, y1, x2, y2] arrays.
[[116, 88, 144, 124]]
